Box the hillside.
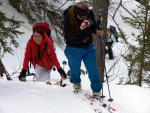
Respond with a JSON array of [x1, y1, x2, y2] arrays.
[[0, 0, 150, 113]]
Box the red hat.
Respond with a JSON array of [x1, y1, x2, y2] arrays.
[[33, 22, 50, 33]]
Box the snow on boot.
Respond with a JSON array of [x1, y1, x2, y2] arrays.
[[93, 92, 101, 100], [73, 83, 81, 94]]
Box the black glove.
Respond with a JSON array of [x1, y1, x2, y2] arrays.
[[57, 68, 67, 79], [18, 69, 26, 81], [53, 67, 56, 71]]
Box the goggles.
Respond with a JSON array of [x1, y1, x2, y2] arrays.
[[75, 6, 89, 17]]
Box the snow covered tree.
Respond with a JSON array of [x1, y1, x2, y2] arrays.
[[0, 2, 23, 80], [8, 0, 22, 13], [0, 2, 23, 54], [122, 0, 150, 86], [92, 0, 109, 82], [8, 0, 71, 44]]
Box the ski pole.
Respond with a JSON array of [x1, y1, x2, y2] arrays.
[[101, 83, 106, 99], [99, 36, 106, 99], [104, 65, 113, 102]]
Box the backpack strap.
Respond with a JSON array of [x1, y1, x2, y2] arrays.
[[108, 34, 114, 43], [109, 34, 112, 39]]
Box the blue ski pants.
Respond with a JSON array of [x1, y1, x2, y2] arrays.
[[64, 44, 102, 92]]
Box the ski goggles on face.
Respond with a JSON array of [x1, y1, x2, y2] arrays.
[[75, 6, 89, 17]]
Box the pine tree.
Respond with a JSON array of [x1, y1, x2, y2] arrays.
[[0, 2, 23, 54], [0, 2, 23, 79], [122, 0, 150, 86]]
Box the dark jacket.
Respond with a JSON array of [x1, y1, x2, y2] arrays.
[[64, 9, 97, 48]]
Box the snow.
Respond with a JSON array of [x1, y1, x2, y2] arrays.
[[0, 81, 95, 113], [1, 77, 150, 113], [1, 0, 150, 113]]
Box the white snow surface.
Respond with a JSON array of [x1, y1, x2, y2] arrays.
[[1, 78, 150, 113], [1, 0, 150, 113]]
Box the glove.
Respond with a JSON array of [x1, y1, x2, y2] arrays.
[[57, 68, 67, 79], [18, 69, 26, 81], [53, 67, 56, 71]]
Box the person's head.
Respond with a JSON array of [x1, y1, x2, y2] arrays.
[[75, 1, 89, 20], [33, 22, 51, 37], [69, 1, 89, 31], [107, 28, 112, 35], [32, 27, 45, 45]]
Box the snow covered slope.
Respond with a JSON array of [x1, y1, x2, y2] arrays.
[[0, 0, 150, 113]]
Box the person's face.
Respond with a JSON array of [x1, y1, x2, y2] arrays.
[[77, 15, 87, 20], [33, 31, 43, 45], [107, 30, 109, 35], [75, 7, 88, 20], [107, 30, 110, 35]]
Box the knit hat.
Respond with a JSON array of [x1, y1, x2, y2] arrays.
[[75, 1, 89, 17], [33, 22, 50, 33], [33, 22, 51, 37]]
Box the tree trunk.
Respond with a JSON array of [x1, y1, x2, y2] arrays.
[[0, 59, 11, 80], [93, 0, 109, 82], [0, 59, 5, 77], [8, 0, 22, 12]]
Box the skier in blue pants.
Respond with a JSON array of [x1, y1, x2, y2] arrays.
[[65, 44, 101, 93], [63, 1, 103, 98]]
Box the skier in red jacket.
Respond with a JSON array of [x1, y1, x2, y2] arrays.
[[19, 26, 66, 82]]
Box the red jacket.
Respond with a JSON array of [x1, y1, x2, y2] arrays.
[[23, 33, 61, 70]]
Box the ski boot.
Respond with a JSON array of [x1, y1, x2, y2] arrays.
[[73, 83, 81, 94], [93, 92, 101, 100]]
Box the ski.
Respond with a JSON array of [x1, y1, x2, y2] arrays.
[[85, 94, 119, 113], [46, 79, 66, 87], [76, 93, 102, 113], [46, 76, 70, 87]]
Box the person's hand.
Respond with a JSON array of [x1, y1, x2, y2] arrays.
[[80, 20, 90, 30], [97, 30, 103, 36], [57, 68, 67, 79], [18, 69, 26, 81]]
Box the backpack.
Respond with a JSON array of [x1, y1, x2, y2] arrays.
[[33, 22, 51, 39], [109, 25, 119, 42]]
